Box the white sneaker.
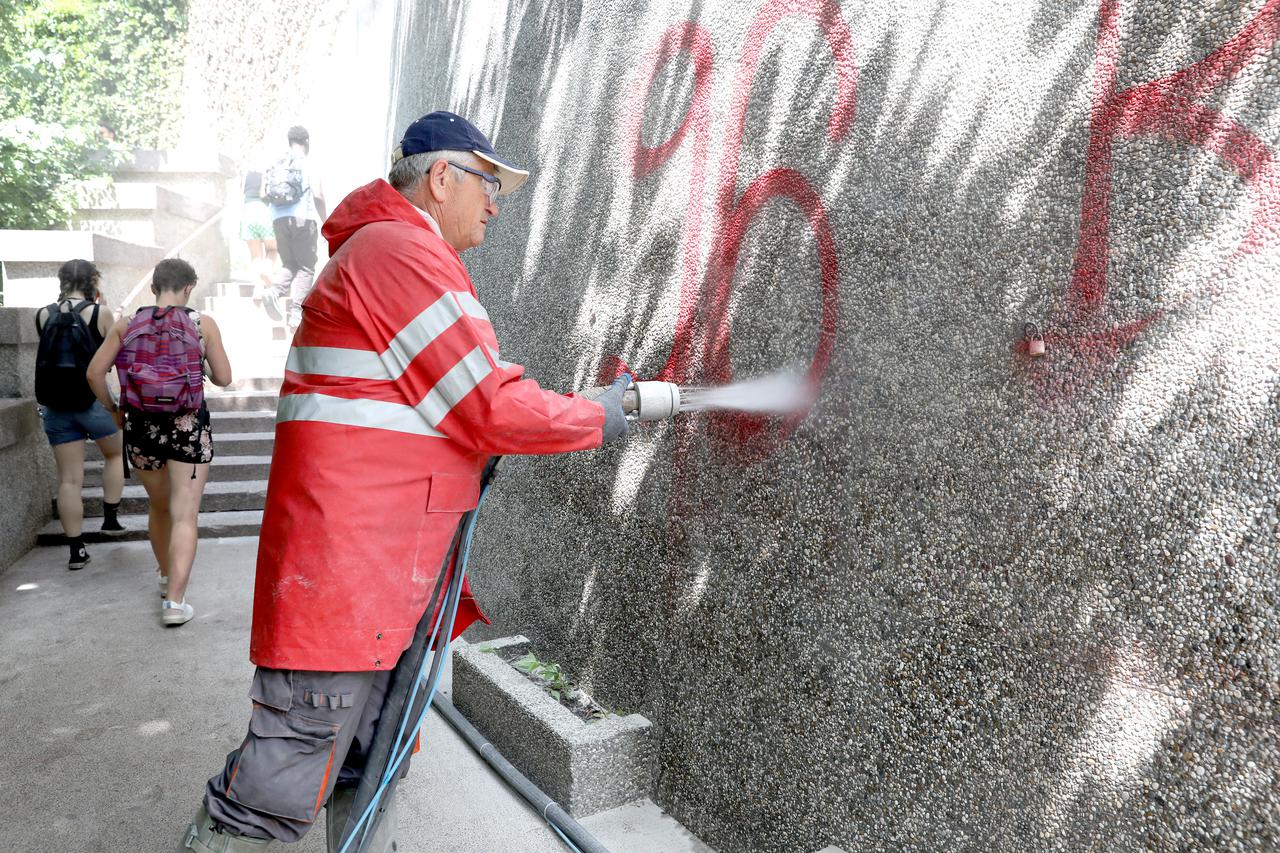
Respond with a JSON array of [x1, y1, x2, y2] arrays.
[[162, 599, 194, 626]]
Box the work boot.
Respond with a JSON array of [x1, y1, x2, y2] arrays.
[[326, 784, 399, 853], [178, 803, 273, 852]]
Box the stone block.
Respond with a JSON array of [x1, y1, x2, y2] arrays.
[[0, 230, 95, 263], [0, 398, 37, 450], [0, 398, 53, 572], [78, 184, 231, 289], [0, 307, 39, 398], [0, 230, 164, 308], [75, 182, 221, 223], [452, 635, 657, 817], [113, 149, 237, 207], [117, 149, 237, 178]]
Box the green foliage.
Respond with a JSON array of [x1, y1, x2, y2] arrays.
[[0, 0, 189, 228], [513, 651, 574, 700], [0, 117, 124, 228], [511, 651, 616, 722], [0, 0, 189, 145]]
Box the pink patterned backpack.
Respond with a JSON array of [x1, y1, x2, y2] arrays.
[[117, 306, 205, 413]]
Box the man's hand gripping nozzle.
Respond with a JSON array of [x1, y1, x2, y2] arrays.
[[582, 376, 683, 444]]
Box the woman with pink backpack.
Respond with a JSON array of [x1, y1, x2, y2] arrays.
[[87, 259, 233, 627]]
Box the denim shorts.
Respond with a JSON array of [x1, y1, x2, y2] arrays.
[[41, 401, 119, 446]]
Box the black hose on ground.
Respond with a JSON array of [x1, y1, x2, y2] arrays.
[[431, 694, 612, 853]]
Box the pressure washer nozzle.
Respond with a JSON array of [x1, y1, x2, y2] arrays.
[[622, 380, 681, 421]]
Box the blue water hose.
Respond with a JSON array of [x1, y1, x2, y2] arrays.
[[338, 476, 591, 853], [338, 481, 489, 852]]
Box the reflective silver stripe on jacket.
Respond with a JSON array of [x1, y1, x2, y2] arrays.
[[277, 347, 495, 437], [414, 347, 493, 426], [285, 291, 491, 381], [276, 393, 447, 438]]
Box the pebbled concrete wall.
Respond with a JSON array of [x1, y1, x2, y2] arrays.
[[396, 1, 1280, 850], [0, 308, 56, 572]]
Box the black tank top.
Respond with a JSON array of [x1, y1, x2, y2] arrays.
[[39, 299, 104, 348]]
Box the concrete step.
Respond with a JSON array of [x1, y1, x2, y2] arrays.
[[210, 409, 276, 433], [223, 377, 285, 393], [72, 183, 222, 249], [207, 432, 276, 455], [84, 455, 272, 485], [206, 390, 279, 412], [84, 404, 277, 450], [202, 307, 293, 345], [36, 509, 263, 545], [86, 430, 275, 461], [206, 318, 291, 347], [223, 333, 290, 352], [80, 479, 267, 517], [203, 294, 271, 315], [212, 281, 256, 298]]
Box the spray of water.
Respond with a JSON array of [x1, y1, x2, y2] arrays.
[[678, 371, 815, 415]]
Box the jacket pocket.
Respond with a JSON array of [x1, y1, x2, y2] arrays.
[[426, 472, 481, 513]]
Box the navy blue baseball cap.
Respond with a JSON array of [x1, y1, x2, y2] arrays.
[[392, 110, 529, 196]]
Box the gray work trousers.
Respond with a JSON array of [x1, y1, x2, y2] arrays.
[[204, 667, 399, 842], [270, 216, 317, 329]]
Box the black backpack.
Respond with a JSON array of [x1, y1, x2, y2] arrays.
[[262, 154, 305, 206], [34, 299, 99, 411]]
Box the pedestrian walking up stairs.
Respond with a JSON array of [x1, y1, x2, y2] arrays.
[[34, 278, 289, 546]]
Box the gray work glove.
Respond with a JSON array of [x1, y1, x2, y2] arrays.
[[581, 373, 632, 445]]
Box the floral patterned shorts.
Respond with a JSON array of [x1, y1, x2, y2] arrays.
[[123, 406, 214, 470]]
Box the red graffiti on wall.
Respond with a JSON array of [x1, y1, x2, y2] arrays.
[[1039, 0, 1280, 365], [626, 0, 857, 455]]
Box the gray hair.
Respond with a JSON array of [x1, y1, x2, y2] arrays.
[[388, 149, 482, 196]]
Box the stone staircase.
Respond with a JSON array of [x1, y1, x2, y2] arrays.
[[203, 280, 291, 375], [1, 149, 235, 310], [34, 277, 290, 546], [35, 384, 280, 546]]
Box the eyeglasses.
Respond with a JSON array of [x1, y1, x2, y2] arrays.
[[448, 161, 501, 201]]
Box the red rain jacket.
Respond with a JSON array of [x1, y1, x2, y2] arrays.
[[249, 179, 605, 671]]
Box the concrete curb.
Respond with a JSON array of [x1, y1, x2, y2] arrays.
[[452, 635, 657, 817]]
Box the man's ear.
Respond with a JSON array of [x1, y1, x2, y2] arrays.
[[426, 159, 451, 203]]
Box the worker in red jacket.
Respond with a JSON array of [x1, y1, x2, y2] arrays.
[[179, 111, 631, 852]]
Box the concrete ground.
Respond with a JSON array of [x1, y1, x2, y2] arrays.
[[0, 537, 711, 853]]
